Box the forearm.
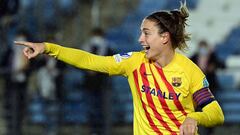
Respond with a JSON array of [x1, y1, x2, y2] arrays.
[[44, 42, 114, 74], [187, 101, 224, 127]]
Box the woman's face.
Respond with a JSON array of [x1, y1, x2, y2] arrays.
[[138, 19, 167, 61]]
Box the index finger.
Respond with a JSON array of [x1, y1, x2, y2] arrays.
[[14, 41, 34, 48]]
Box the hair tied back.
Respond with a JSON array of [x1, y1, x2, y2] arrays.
[[179, 0, 189, 19]]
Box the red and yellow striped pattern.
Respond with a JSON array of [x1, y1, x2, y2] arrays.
[[132, 62, 190, 134]]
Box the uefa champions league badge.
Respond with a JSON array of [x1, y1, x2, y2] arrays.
[[113, 52, 132, 63], [120, 52, 132, 58], [203, 77, 209, 88]]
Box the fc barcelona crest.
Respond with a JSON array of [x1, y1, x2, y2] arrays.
[[172, 77, 182, 87]]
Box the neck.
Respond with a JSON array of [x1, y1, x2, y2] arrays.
[[155, 49, 175, 68]]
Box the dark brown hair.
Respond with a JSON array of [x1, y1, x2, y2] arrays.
[[145, 0, 190, 51]]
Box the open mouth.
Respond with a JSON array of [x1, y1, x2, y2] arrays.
[[142, 45, 150, 53], [146, 46, 150, 50]]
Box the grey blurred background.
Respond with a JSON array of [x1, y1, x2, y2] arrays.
[[0, 0, 240, 135]]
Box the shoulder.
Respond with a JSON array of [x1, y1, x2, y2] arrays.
[[110, 51, 145, 76], [175, 52, 200, 70], [174, 52, 204, 79], [113, 51, 145, 63]]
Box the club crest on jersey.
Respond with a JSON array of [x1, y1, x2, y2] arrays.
[[172, 77, 182, 87]]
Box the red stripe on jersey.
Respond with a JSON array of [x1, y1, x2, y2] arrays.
[[140, 64, 176, 135], [149, 64, 182, 128], [155, 66, 187, 116], [133, 70, 163, 135]]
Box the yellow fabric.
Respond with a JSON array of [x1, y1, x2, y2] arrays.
[[187, 101, 224, 127], [45, 42, 224, 135]]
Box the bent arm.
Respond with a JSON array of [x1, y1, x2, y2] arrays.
[[44, 42, 121, 75], [187, 100, 224, 127], [187, 63, 224, 127]]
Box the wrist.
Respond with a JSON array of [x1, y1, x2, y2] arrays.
[[43, 42, 51, 54], [187, 113, 201, 125], [40, 43, 46, 54]]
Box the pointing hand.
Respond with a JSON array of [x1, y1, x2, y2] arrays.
[[14, 41, 45, 59]]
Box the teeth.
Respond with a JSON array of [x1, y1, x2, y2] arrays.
[[142, 45, 150, 50], [142, 45, 150, 54]]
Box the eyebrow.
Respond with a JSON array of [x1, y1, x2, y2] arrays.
[[140, 27, 152, 32], [142, 28, 150, 31]]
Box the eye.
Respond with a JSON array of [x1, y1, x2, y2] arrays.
[[144, 32, 150, 36]]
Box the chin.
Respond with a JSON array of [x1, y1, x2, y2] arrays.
[[145, 54, 152, 60], [146, 54, 157, 62]]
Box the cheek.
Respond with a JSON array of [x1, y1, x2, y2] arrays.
[[145, 37, 154, 45], [148, 39, 160, 49], [151, 44, 160, 51]]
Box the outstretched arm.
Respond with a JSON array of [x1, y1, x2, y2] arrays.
[[14, 41, 126, 75]]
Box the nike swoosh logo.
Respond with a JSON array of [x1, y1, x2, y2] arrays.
[[143, 72, 152, 76]]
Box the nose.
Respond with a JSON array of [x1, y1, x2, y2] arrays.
[[138, 33, 145, 44]]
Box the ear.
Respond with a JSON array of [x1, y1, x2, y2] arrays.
[[161, 32, 170, 44]]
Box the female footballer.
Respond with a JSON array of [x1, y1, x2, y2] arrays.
[[15, 1, 224, 135]]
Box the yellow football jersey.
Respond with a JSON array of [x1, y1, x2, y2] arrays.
[[45, 43, 217, 135]]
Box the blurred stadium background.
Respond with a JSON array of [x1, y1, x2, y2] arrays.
[[0, 0, 240, 135]]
